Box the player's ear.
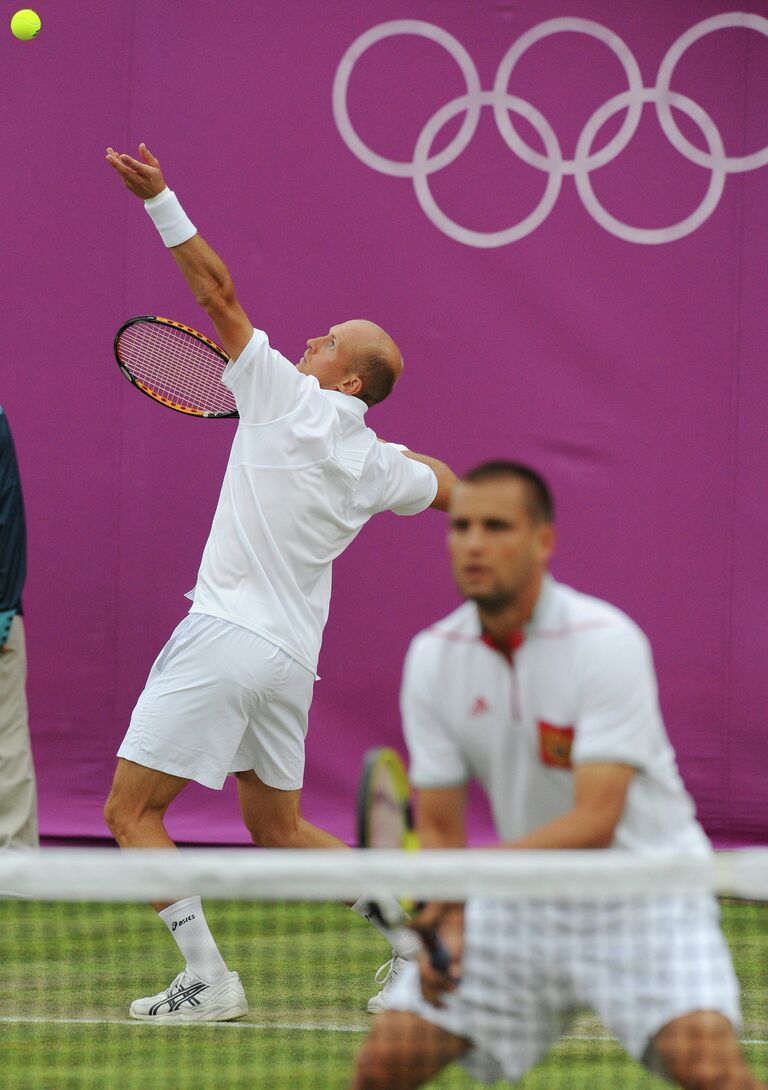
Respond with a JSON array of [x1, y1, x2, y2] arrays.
[[339, 373, 364, 397]]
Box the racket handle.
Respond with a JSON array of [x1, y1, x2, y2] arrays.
[[421, 929, 452, 974]]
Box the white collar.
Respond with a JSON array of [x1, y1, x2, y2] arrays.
[[321, 388, 368, 420], [527, 573, 556, 631]]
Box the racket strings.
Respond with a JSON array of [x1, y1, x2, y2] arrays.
[[118, 322, 236, 415]]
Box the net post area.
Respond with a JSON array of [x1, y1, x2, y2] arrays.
[[1, 849, 766, 1090]]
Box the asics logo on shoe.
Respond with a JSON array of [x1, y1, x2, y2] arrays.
[[171, 914, 196, 931], [149, 981, 209, 1015]]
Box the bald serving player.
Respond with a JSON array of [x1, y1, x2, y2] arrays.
[[103, 143, 456, 1023]]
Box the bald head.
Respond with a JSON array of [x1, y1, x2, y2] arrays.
[[298, 319, 403, 405], [340, 319, 403, 406]]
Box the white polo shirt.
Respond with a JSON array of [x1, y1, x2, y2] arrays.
[[188, 328, 437, 674], [401, 575, 710, 855]]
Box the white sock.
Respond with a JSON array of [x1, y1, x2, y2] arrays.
[[350, 896, 422, 960], [159, 895, 230, 983]]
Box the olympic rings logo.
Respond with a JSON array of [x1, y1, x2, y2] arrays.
[[332, 14, 768, 247]]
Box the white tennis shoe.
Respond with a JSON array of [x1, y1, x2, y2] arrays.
[[129, 969, 248, 1023], [367, 953, 406, 1014]]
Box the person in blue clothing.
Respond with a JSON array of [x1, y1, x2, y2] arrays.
[[0, 406, 38, 849]]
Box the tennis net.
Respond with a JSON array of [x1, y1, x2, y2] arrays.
[[2, 849, 767, 1089]]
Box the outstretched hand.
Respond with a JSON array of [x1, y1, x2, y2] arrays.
[[105, 142, 166, 200]]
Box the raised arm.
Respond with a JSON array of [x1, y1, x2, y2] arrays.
[[105, 143, 253, 360]]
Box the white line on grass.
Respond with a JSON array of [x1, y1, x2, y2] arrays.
[[1, 1015, 766, 1046], [0, 1015, 369, 1032]]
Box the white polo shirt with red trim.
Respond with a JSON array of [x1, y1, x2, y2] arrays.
[[187, 328, 437, 675], [400, 574, 710, 854]]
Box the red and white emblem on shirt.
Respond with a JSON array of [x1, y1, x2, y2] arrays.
[[538, 721, 574, 768], [469, 696, 490, 716]]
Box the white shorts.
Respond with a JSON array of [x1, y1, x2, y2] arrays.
[[118, 614, 315, 790], [385, 894, 741, 1085]]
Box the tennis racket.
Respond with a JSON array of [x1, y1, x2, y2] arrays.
[[357, 748, 452, 974], [114, 315, 239, 418], [357, 747, 419, 851]]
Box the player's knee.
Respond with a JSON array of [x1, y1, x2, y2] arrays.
[[246, 816, 301, 848], [244, 802, 304, 847], [666, 1056, 752, 1090], [102, 790, 124, 839], [652, 1011, 748, 1090], [351, 1038, 400, 1090], [103, 797, 142, 844], [103, 788, 163, 844], [351, 1015, 435, 1090]]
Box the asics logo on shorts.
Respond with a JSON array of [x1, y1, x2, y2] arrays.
[[333, 13, 768, 246], [171, 914, 196, 931]]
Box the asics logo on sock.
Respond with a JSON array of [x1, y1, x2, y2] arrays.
[[171, 914, 196, 931]]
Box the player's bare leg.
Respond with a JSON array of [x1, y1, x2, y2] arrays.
[[104, 758, 189, 907], [651, 1011, 767, 1090], [105, 758, 246, 1021], [350, 1011, 469, 1090], [235, 769, 349, 848], [236, 769, 422, 1011]]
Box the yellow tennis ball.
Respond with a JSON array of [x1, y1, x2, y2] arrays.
[[10, 9, 41, 40]]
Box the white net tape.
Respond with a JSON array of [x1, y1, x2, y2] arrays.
[[2, 848, 767, 902]]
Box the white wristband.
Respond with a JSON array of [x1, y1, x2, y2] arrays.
[[144, 187, 197, 247]]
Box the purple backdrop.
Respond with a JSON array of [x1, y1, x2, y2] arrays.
[[2, 1, 767, 846]]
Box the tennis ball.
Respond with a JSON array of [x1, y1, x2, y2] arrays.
[[10, 9, 41, 40]]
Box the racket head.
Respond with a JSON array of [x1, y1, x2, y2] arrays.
[[114, 315, 239, 418], [356, 746, 419, 850]]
